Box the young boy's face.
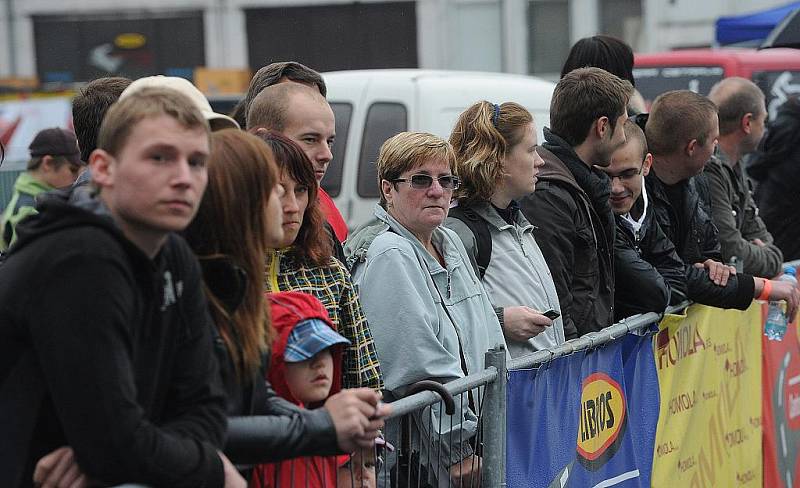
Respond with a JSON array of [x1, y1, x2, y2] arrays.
[[92, 114, 209, 249], [285, 349, 334, 404]]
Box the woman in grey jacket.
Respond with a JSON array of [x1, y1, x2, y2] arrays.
[[347, 131, 508, 487], [445, 101, 565, 358]]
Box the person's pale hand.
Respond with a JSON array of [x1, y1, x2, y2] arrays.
[[769, 280, 800, 320], [752, 238, 766, 247], [502, 306, 553, 342], [219, 451, 246, 488], [33, 446, 89, 488], [694, 259, 735, 286], [325, 388, 388, 452]]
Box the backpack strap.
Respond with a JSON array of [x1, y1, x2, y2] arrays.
[[448, 206, 491, 279]]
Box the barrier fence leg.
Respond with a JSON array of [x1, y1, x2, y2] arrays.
[[482, 346, 507, 488]]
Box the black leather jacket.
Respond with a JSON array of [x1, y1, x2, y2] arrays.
[[646, 170, 755, 309], [520, 129, 615, 338], [614, 193, 687, 321], [212, 319, 341, 467]]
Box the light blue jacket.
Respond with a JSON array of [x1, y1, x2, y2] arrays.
[[348, 204, 507, 484]]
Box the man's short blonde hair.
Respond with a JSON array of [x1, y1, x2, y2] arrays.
[[97, 87, 209, 157], [376, 132, 457, 208]]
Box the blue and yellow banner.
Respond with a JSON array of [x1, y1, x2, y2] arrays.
[[507, 332, 660, 487]]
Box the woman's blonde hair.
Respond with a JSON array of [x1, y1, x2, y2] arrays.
[[376, 131, 457, 208], [449, 101, 533, 204]]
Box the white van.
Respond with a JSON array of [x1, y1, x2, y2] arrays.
[[320, 69, 555, 228]]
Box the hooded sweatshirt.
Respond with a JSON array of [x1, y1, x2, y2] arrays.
[[0, 171, 54, 249], [251, 291, 348, 488], [0, 185, 227, 487]]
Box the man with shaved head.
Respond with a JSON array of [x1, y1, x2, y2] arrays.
[[705, 77, 783, 278], [247, 82, 349, 243]]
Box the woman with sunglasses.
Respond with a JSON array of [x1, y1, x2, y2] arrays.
[[347, 131, 507, 487], [445, 101, 565, 357]]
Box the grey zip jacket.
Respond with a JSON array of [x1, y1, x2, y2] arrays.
[[346, 204, 507, 486], [445, 200, 565, 357]]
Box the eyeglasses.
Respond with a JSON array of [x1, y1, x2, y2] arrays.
[[605, 158, 646, 182], [391, 174, 461, 190]]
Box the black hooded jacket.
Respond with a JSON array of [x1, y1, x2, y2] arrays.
[[645, 170, 755, 309], [0, 186, 227, 487], [519, 128, 616, 338], [749, 97, 800, 262], [613, 191, 688, 320]]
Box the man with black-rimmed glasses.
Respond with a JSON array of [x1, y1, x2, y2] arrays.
[[599, 119, 687, 320]]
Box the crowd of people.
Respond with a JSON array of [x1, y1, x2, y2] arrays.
[[1, 34, 799, 488]]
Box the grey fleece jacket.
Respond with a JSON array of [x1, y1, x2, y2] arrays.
[[445, 201, 565, 357]]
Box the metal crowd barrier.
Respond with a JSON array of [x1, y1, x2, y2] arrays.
[[226, 261, 800, 487]]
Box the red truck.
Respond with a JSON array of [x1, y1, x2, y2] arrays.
[[633, 47, 800, 119]]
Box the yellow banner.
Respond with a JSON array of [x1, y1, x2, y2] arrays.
[[651, 303, 762, 487]]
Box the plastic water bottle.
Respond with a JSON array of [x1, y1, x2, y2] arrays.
[[764, 266, 798, 341]]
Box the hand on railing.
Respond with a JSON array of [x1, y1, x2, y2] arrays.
[[449, 454, 482, 487], [325, 388, 392, 452], [502, 306, 553, 341], [694, 259, 736, 286]]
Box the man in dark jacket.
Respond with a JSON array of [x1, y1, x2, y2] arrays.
[[600, 120, 687, 320], [0, 88, 244, 487], [643, 90, 798, 313], [705, 77, 783, 278], [749, 95, 800, 261], [520, 67, 633, 338]]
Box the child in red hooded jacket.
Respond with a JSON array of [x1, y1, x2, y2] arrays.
[[252, 291, 371, 487]]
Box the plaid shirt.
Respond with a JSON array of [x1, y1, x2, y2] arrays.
[[265, 249, 384, 391]]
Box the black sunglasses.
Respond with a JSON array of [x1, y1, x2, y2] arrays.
[[391, 174, 461, 190]]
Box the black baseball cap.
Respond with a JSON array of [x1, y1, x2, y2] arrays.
[[29, 128, 82, 166]]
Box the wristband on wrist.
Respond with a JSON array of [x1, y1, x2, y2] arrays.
[[758, 278, 773, 301]]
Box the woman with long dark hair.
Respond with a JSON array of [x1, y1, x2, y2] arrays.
[[256, 131, 383, 393]]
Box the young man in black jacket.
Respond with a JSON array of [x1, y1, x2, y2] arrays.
[[643, 90, 798, 315], [600, 120, 688, 320], [0, 88, 245, 487], [520, 67, 633, 338]]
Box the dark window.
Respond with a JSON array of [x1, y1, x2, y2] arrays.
[[321, 102, 353, 197], [633, 66, 724, 108], [358, 103, 408, 198], [245, 3, 417, 72], [33, 11, 205, 83]]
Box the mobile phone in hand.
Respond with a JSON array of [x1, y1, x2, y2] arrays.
[[543, 309, 560, 320]]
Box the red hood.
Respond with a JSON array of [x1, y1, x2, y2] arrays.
[[266, 291, 344, 406]]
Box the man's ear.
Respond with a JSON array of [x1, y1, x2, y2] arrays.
[[595, 116, 610, 140], [89, 149, 114, 189], [39, 155, 56, 173], [741, 112, 754, 135], [642, 153, 653, 176], [685, 139, 698, 157], [251, 127, 269, 137]]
